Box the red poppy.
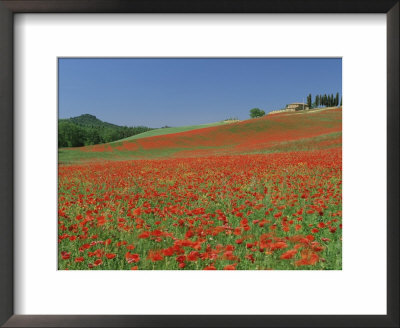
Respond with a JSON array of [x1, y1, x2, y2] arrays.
[[132, 208, 141, 216], [152, 229, 163, 237], [223, 264, 237, 270], [61, 251, 71, 260], [269, 241, 288, 250], [280, 249, 297, 260], [125, 252, 140, 263], [176, 255, 186, 263], [295, 251, 319, 266], [306, 235, 315, 241], [162, 247, 174, 257], [187, 251, 200, 261], [138, 231, 150, 239], [94, 259, 103, 266], [185, 230, 194, 238], [148, 251, 164, 262]]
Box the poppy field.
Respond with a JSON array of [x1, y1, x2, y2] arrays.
[[58, 108, 342, 270]]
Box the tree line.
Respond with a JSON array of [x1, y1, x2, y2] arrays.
[[307, 92, 342, 109], [58, 114, 153, 148]]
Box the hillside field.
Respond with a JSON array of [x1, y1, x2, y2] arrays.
[[114, 120, 236, 142], [58, 107, 342, 270], [59, 108, 341, 163]]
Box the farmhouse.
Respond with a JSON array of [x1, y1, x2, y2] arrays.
[[285, 103, 309, 111]]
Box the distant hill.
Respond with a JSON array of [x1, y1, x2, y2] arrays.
[[58, 114, 154, 148], [66, 114, 119, 128]]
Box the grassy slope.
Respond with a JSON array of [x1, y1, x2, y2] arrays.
[[113, 121, 234, 142], [59, 108, 341, 163]]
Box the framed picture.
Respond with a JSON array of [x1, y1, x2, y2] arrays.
[[0, 0, 398, 327], [57, 57, 344, 271]]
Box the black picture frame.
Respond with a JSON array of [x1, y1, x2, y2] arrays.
[[0, 1, 398, 327]]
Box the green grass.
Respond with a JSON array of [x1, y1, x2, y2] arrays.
[[58, 145, 234, 164]]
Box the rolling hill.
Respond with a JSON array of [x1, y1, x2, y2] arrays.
[[59, 107, 342, 163], [58, 114, 154, 147], [61, 114, 120, 128]]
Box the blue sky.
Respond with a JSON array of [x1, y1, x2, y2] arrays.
[[59, 58, 341, 128]]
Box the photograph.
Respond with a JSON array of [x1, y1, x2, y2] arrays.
[[58, 58, 342, 270]]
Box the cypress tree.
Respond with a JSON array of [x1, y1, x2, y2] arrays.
[[307, 93, 312, 109], [335, 92, 339, 106]]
